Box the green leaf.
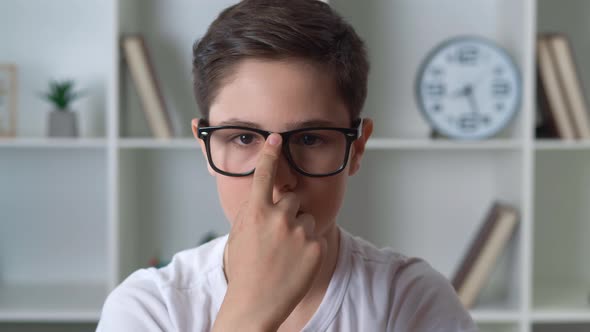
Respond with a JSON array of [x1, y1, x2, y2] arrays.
[[40, 79, 85, 110]]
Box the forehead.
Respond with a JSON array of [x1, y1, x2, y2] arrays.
[[208, 58, 350, 131]]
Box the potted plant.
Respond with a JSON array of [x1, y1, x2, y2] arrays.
[[41, 79, 85, 137]]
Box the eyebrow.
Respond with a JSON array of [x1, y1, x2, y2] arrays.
[[216, 118, 343, 131]]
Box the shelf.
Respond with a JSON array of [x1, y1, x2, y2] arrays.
[[478, 323, 520, 332], [471, 309, 522, 323], [535, 140, 590, 151], [0, 282, 106, 322], [116, 137, 523, 151], [117, 138, 198, 149], [532, 311, 590, 324], [0, 138, 108, 149], [532, 322, 590, 332], [367, 138, 522, 150]]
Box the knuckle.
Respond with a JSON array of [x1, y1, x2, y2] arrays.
[[274, 217, 290, 238], [270, 210, 290, 228], [276, 213, 291, 227], [293, 223, 307, 239], [307, 240, 324, 259]]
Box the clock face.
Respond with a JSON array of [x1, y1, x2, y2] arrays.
[[416, 36, 522, 139]]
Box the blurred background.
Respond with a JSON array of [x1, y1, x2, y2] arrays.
[[1, 0, 589, 331]]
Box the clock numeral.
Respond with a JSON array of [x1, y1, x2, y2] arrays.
[[457, 45, 478, 65], [430, 67, 444, 76], [492, 80, 511, 97], [424, 83, 446, 97], [458, 113, 478, 132], [495, 103, 505, 111], [432, 104, 443, 112]]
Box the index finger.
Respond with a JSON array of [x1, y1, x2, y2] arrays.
[[251, 133, 282, 205]]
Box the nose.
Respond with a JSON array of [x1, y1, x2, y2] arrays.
[[272, 151, 298, 203]]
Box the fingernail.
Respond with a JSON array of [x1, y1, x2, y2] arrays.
[[268, 134, 281, 146]]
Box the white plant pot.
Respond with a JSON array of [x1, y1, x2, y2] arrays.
[[48, 109, 78, 137]]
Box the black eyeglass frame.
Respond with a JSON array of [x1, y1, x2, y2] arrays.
[[197, 118, 364, 177]]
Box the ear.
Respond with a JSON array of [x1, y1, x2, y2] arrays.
[[348, 118, 373, 176], [192, 118, 216, 176]]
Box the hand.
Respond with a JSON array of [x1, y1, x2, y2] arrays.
[[212, 133, 327, 332]]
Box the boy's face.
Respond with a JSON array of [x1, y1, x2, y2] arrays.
[[192, 59, 372, 237]]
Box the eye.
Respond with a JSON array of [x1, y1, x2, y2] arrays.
[[296, 134, 323, 146], [238, 134, 254, 145], [230, 133, 259, 146], [302, 135, 317, 145]]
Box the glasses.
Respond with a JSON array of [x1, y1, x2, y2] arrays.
[[197, 119, 363, 177]]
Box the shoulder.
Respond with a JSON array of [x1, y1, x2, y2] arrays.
[[344, 229, 455, 290], [96, 235, 229, 331], [121, 233, 227, 291], [341, 230, 477, 331], [344, 229, 423, 275]]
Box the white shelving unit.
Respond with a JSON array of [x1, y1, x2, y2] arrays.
[[0, 1, 589, 331]]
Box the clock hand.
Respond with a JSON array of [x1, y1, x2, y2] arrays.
[[452, 85, 469, 98], [463, 84, 480, 114]]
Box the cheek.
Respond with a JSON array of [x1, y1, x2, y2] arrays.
[[304, 174, 348, 222], [216, 177, 251, 226]]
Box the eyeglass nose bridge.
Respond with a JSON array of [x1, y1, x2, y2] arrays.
[[259, 131, 302, 173]]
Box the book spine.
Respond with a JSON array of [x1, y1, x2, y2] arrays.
[[121, 35, 173, 139], [452, 202, 501, 291], [537, 35, 577, 139], [549, 34, 590, 139], [457, 206, 518, 308]]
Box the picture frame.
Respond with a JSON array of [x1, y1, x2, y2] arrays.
[[0, 64, 18, 137]]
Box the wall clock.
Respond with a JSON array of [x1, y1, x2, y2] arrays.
[[416, 36, 522, 140]]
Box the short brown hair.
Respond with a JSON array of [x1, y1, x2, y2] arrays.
[[192, 0, 369, 122]]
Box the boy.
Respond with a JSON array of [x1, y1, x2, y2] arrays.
[[97, 0, 477, 331]]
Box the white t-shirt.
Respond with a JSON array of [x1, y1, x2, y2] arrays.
[[96, 227, 477, 331]]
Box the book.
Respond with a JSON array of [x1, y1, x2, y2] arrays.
[[121, 35, 173, 138], [451, 201, 519, 309], [536, 61, 559, 138], [546, 34, 590, 139], [536, 35, 577, 139]]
